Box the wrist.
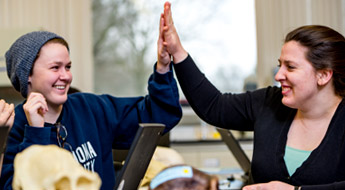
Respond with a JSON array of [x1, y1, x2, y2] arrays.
[[172, 49, 188, 64], [156, 64, 170, 74]]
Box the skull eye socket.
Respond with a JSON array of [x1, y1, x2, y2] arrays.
[[54, 177, 71, 190], [77, 177, 94, 190]]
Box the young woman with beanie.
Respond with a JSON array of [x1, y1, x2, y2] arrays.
[[159, 2, 345, 190], [0, 30, 182, 190]]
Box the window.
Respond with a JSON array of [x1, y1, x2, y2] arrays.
[[93, 0, 257, 96]]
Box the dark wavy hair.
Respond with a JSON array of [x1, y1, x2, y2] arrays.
[[285, 25, 345, 97]]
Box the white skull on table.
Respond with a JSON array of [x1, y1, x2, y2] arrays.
[[12, 145, 101, 190]]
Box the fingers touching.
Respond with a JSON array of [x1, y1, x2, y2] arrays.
[[23, 92, 48, 127]]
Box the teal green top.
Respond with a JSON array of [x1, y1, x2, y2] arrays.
[[284, 146, 312, 176]]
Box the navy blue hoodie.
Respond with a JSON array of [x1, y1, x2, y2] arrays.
[[0, 66, 182, 190]]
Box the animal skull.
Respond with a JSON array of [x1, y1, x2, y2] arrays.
[[12, 145, 101, 190]]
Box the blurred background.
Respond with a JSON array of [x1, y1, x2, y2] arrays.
[[1, 0, 345, 180]]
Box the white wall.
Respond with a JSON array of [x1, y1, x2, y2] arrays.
[[0, 0, 93, 92]]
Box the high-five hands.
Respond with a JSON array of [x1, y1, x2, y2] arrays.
[[158, 1, 188, 66], [157, 4, 171, 74]]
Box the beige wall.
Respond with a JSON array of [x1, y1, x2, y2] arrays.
[[0, 0, 93, 92], [255, 0, 345, 88], [2, 0, 344, 92]]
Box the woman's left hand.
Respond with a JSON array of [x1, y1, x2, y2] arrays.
[[242, 181, 295, 190], [156, 11, 171, 74]]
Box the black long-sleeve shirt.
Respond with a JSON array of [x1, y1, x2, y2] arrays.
[[174, 55, 345, 190]]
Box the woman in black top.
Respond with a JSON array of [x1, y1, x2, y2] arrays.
[[158, 2, 345, 190]]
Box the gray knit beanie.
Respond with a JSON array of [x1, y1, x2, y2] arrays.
[[5, 31, 64, 98]]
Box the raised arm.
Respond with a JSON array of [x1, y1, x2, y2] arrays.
[[160, 1, 188, 64]]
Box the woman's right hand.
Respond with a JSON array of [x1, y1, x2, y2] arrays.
[[0, 99, 15, 127], [23, 92, 48, 127], [161, 1, 188, 64]]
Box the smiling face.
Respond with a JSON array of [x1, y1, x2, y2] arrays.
[[28, 42, 72, 108], [275, 41, 320, 109]]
